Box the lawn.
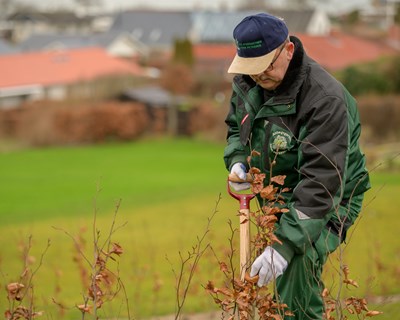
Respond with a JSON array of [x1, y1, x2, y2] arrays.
[[0, 138, 399, 319]]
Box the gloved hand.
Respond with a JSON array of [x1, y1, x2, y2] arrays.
[[250, 246, 288, 287], [229, 162, 251, 191]]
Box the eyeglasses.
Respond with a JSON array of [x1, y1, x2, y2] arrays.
[[264, 41, 287, 72]]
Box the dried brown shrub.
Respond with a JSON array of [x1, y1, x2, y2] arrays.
[[358, 94, 400, 144], [0, 101, 150, 146]]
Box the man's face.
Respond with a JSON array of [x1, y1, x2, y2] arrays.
[[250, 41, 294, 91]]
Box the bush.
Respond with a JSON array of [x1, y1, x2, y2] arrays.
[[337, 56, 400, 95], [358, 94, 400, 143], [0, 101, 150, 146], [339, 66, 391, 95]]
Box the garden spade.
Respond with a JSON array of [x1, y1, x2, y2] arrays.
[[227, 173, 255, 281]]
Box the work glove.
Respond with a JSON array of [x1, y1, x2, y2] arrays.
[[250, 246, 288, 287], [229, 162, 251, 191]]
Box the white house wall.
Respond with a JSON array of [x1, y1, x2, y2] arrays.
[[45, 85, 67, 100], [307, 10, 331, 36], [0, 85, 44, 109], [108, 38, 138, 58]]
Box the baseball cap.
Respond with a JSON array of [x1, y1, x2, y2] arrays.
[[228, 13, 289, 75]]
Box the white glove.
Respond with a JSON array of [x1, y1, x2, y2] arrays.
[[229, 162, 251, 191], [250, 246, 288, 287]]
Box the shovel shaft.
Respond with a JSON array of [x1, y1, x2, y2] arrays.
[[227, 178, 255, 281], [239, 208, 251, 281]]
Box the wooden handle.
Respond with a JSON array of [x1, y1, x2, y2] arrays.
[[239, 208, 251, 281], [228, 173, 254, 183]]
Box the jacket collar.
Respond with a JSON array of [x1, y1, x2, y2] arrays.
[[265, 35, 307, 104]]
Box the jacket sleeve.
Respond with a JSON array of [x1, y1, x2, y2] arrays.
[[223, 90, 249, 171], [272, 95, 349, 263]]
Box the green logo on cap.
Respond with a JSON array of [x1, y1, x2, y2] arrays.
[[236, 39, 263, 50]]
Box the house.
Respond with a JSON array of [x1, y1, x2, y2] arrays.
[[0, 39, 18, 55], [296, 31, 397, 71], [190, 8, 331, 43], [18, 30, 149, 59], [192, 30, 397, 77], [110, 9, 331, 50], [110, 10, 192, 50], [6, 8, 332, 61], [360, 0, 398, 30], [0, 47, 144, 108], [193, 43, 235, 76], [119, 85, 187, 134], [6, 11, 94, 43], [387, 24, 400, 50]]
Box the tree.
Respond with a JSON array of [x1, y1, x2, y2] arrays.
[[172, 38, 194, 68], [395, 2, 400, 25]]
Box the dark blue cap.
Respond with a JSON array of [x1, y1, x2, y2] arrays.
[[228, 13, 288, 74]]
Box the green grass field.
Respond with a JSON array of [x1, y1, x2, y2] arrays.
[[0, 138, 399, 319]]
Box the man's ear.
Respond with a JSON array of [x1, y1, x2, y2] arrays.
[[286, 42, 295, 60]]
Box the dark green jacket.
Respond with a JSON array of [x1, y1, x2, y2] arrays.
[[224, 36, 370, 264]]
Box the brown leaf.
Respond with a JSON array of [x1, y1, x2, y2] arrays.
[[6, 283, 25, 301], [214, 286, 234, 297], [343, 279, 359, 288], [249, 167, 261, 175], [250, 171, 266, 194], [4, 310, 11, 320], [260, 185, 276, 200], [76, 304, 92, 313], [342, 265, 350, 278], [9, 306, 43, 319], [110, 242, 123, 256], [252, 182, 264, 194], [244, 272, 258, 284], [366, 310, 383, 317], [205, 281, 215, 292], [259, 215, 278, 228], [270, 175, 286, 186], [270, 234, 283, 245], [219, 262, 229, 273]]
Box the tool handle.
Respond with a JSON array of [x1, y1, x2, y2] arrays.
[[228, 173, 254, 183], [239, 208, 251, 281], [227, 178, 255, 282]]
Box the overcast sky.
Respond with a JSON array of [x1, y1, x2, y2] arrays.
[[16, 0, 373, 14]]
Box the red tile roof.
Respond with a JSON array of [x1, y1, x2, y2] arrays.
[[295, 32, 397, 71], [0, 47, 144, 89], [194, 43, 236, 60], [194, 31, 397, 72]]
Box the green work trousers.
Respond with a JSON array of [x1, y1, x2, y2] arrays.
[[274, 194, 364, 319]]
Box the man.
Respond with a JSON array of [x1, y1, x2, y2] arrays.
[[224, 12, 370, 319]]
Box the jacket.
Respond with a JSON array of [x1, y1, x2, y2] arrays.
[[223, 36, 370, 264]]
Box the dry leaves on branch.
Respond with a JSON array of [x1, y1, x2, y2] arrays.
[[342, 265, 359, 288], [207, 164, 292, 319], [5, 306, 43, 320], [6, 283, 25, 301], [323, 286, 383, 319]]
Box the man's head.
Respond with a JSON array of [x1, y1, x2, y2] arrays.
[[228, 13, 294, 90]]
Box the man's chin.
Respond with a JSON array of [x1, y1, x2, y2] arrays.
[[258, 80, 278, 90]]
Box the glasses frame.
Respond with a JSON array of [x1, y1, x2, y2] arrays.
[[264, 40, 288, 72]]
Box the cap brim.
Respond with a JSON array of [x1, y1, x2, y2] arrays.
[[227, 48, 277, 75]]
